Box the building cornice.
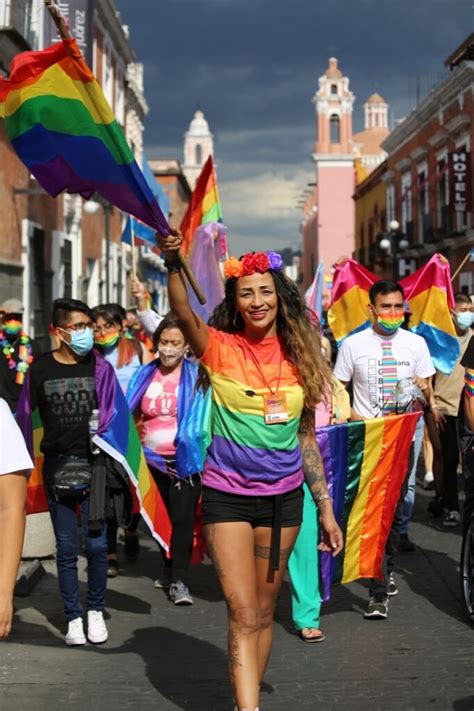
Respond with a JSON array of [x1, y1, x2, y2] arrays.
[[428, 129, 449, 148], [395, 157, 411, 172], [381, 62, 474, 154], [410, 146, 427, 162], [96, 0, 135, 63], [444, 113, 471, 135], [312, 153, 354, 164]]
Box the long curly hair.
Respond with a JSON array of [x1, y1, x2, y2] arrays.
[[208, 270, 331, 412]]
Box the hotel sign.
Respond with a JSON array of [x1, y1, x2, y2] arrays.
[[449, 150, 471, 213]]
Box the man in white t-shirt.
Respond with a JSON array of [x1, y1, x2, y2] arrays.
[[0, 397, 33, 639], [334, 279, 435, 620]]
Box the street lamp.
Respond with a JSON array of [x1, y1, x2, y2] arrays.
[[83, 198, 113, 301], [378, 220, 408, 280]]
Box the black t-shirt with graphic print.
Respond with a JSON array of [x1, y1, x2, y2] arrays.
[[28, 352, 97, 456]]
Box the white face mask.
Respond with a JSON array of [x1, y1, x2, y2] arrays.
[[158, 345, 185, 367], [456, 311, 473, 331]]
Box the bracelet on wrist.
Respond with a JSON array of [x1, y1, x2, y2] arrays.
[[315, 493, 331, 507], [164, 256, 182, 273]]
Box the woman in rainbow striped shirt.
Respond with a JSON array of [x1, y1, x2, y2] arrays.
[[158, 230, 343, 711]]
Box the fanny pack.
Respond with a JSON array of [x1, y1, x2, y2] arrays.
[[53, 458, 93, 500]]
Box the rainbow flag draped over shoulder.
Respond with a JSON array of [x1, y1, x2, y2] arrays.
[[17, 352, 171, 550], [316, 412, 420, 600], [0, 38, 169, 236], [328, 254, 459, 374], [180, 155, 222, 255]]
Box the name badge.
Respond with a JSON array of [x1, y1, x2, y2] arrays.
[[263, 392, 289, 425]]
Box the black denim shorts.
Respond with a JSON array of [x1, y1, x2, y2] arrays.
[[201, 485, 303, 528]]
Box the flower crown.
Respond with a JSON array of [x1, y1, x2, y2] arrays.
[[223, 251, 283, 280]]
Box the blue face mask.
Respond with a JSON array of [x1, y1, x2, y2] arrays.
[[66, 328, 94, 356], [456, 312, 473, 331]]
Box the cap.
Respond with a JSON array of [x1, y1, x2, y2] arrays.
[[0, 298, 24, 314]]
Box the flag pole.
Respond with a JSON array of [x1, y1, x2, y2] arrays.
[[131, 231, 137, 280], [44, 0, 207, 306], [451, 249, 473, 283]]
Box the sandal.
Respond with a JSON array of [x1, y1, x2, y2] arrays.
[[299, 627, 326, 643]]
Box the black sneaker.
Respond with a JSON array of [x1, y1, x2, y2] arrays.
[[169, 580, 194, 605], [124, 533, 140, 562], [388, 572, 398, 596], [427, 495, 443, 517], [398, 533, 416, 552], [364, 594, 389, 619]]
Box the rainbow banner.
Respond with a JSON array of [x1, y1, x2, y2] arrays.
[[317, 412, 420, 600], [401, 254, 458, 373], [180, 155, 222, 255], [328, 254, 459, 373], [18, 353, 172, 550], [0, 38, 169, 236]]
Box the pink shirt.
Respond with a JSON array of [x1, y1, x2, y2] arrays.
[[140, 367, 181, 456]]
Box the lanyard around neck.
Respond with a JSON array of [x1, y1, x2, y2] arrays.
[[242, 338, 283, 395]]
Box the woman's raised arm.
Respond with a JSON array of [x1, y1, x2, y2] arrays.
[[157, 229, 209, 358]]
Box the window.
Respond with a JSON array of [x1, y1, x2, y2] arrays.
[[330, 115, 340, 144], [401, 173, 412, 233], [331, 84, 338, 95], [195, 144, 202, 165], [386, 184, 395, 223]]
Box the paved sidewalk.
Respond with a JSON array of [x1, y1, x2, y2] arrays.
[[2, 486, 474, 711]]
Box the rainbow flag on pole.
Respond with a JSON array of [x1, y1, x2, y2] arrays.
[[0, 38, 169, 236], [305, 261, 324, 322], [180, 155, 222, 255], [317, 412, 420, 600], [328, 254, 459, 374], [17, 353, 171, 550]]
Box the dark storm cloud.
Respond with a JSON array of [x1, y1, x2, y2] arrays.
[[115, 0, 472, 251]]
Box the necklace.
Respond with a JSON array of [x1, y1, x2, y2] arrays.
[[0, 330, 34, 384]]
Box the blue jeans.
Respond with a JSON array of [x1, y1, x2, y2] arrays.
[[400, 417, 424, 535], [47, 495, 107, 622]]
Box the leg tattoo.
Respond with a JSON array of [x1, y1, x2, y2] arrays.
[[254, 545, 292, 561], [204, 524, 225, 578]]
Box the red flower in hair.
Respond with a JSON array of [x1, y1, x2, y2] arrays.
[[241, 252, 270, 275], [253, 252, 271, 273], [241, 253, 257, 275]]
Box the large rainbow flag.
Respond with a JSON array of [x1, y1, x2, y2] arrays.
[[17, 353, 172, 550], [316, 412, 420, 600], [328, 254, 459, 373], [0, 38, 169, 236], [180, 155, 222, 255]]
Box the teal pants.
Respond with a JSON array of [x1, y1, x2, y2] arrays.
[[288, 483, 321, 630]]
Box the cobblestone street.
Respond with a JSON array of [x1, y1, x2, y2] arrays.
[[1, 487, 473, 711]]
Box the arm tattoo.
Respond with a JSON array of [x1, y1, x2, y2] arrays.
[[301, 439, 329, 501]]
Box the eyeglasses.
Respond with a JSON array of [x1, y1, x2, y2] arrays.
[[93, 322, 117, 335], [62, 321, 94, 333]]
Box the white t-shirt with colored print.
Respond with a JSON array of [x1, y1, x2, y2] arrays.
[[334, 327, 435, 419]]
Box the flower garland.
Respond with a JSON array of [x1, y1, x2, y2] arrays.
[[223, 251, 284, 280], [0, 330, 34, 384]]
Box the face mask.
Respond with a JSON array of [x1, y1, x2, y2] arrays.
[[158, 345, 185, 367], [456, 312, 473, 331], [62, 328, 94, 356], [95, 330, 120, 349], [3, 319, 22, 337], [376, 313, 405, 335]]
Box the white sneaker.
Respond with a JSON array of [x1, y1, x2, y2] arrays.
[[423, 471, 434, 489], [65, 617, 86, 646], [87, 610, 108, 644]]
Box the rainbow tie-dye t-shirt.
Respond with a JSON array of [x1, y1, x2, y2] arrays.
[[200, 327, 305, 496]]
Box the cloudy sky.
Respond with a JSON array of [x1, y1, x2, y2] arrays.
[[115, 0, 472, 255]]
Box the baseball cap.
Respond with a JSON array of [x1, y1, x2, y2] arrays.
[[0, 298, 24, 314]]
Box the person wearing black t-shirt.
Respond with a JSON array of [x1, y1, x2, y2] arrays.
[[27, 298, 108, 647], [0, 298, 41, 413]]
